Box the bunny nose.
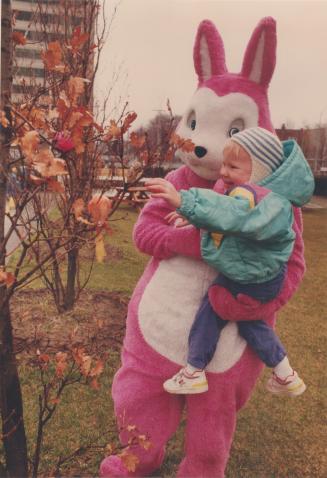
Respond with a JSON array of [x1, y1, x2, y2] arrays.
[[194, 146, 207, 158]]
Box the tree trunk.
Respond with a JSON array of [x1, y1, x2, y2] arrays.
[[64, 247, 78, 310], [0, 300, 28, 478], [1, 1, 28, 476]]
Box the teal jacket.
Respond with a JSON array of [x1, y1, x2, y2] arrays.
[[177, 140, 314, 284]]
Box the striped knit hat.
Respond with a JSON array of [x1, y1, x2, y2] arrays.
[[230, 127, 284, 183]]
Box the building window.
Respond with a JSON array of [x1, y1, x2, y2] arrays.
[[15, 48, 41, 59], [16, 67, 45, 78]]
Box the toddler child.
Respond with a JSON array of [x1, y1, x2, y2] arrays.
[[146, 127, 310, 397]]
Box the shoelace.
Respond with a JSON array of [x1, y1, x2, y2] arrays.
[[173, 369, 186, 382]]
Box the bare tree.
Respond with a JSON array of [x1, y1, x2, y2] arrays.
[[1, 1, 29, 476]]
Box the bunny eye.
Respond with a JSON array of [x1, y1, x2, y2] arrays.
[[228, 127, 240, 137], [228, 119, 245, 137], [187, 111, 196, 130]]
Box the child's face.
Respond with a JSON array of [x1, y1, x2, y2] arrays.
[[221, 141, 252, 186]]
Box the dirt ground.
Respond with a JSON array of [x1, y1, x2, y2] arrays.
[[12, 289, 128, 360]]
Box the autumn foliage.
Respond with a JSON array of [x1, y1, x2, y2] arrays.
[[0, 0, 192, 474]]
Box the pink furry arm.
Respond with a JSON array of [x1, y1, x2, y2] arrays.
[[133, 169, 202, 260], [209, 207, 305, 321], [133, 197, 202, 260]]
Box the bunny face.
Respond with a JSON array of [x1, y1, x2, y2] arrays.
[[176, 86, 259, 180], [176, 17, 277, 180]]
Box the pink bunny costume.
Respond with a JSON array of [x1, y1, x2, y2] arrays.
[[100, 18, 305, 478]]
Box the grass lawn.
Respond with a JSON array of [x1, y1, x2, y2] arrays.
[[2, 204, 326, 477]]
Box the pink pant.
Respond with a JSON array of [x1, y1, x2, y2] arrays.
[[101, 332, 263, 478]]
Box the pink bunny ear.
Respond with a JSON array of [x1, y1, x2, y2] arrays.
[[241, 17, 277, 88], [193, 20, 227, 82]]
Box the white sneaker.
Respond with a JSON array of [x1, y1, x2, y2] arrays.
[[266, 370, 306, 397], [163, 367, 208, 394]]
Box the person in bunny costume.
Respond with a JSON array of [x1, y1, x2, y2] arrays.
[[100, 17, 306, 478]]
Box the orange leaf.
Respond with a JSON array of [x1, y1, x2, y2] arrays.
[[72, 347, 85, 367], [33, 148, 67, 177], [130, 132, 146, 149], [90, 378, 100, 390], [38, 353, 50, 364], [81, 355, 92, 376], [29, 107, 46, 129], [68, 77, 88, 105], [41, 41, 63, 70], [72, 347, 92, 376], [169, 133, 194, 153], [55, 352, 68, 378], [0, 270, 15, 287], [71, 128, 86, 154], [169, 132, 183, 148], [127, 425, 137, 432], [72, 198, 85, 220], [1, 111, 9, 128], [95, 233, 106, 263], [105, 120, 121, 140], [47, 178, 64, 193], [66, 111, 83, 129], [29, 174, 46, 185], [70, 26, 89, 52], [119, 452, 140, 473], [138, 435, 152, 450], [180, 138, 195, 153], [122, 112, 137, 133], [13, 31, 27, 45], [56, 92, 70, 118], [90, 359, 105, 377], [20, 131, 40, 162], [165, 146, 175, 162], [139, 150, 149, 165], [87, 195, 112, 224]]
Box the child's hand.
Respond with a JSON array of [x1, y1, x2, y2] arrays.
[[165, 211, 190, 228], [145, 178, 182, 208]]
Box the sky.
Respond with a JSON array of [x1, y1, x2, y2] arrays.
[[95, 0, 327, 130]]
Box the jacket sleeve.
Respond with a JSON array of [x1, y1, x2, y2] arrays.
[[208, 206, 305, 321], [133, 171, 202, 260], [177, 187, 294, 242]]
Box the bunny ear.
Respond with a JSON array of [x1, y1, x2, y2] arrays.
[[193, 20, 227, 82], [241, 17, 277, 88]]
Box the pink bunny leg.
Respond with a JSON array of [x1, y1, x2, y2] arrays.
[[100, 350, 184, 477], [177, 349, 263, 478]]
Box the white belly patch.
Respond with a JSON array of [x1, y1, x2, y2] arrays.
[[138, 256, 246, 373]]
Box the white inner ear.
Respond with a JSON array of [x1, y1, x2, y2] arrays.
[[200, 36, 212, 81], [248, 32, 265, 83]]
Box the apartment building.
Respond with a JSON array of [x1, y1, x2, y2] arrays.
[[12, 0, 84, 102]]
